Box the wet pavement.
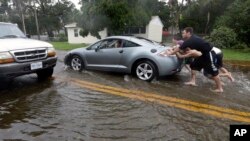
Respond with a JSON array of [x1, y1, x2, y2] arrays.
[[0, 50, 250, 141]]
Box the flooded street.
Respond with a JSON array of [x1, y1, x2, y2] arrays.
[[1, 50, 250, 141]]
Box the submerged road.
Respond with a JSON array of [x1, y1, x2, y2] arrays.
[[0, 50, 250, 140]]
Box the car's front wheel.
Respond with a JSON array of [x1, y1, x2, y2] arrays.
[[36, 68, 54, 80], [135, 60, 157, 82], [70, 55, 84, 71]]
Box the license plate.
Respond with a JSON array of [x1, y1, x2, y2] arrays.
[[31, 62, 43, 70]]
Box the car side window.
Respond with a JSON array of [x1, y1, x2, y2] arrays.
[[123, 40, 140, 48], [88, 41, 102, 50], [100, 39, 123, 49]]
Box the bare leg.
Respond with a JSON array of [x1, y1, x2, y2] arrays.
[[185, 64, 191, 72], [219, 67, 234, 82], [185, 70, 197, 86], [210, 75, 223, 93]]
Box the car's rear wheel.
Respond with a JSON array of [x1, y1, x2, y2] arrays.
[[37, 68, 54, 80], [70, 55, 84, 71], [135, 60, 157, 82]]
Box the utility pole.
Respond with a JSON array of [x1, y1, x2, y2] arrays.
[[34, 7, 40, 40], [19, 1, 27, 35]]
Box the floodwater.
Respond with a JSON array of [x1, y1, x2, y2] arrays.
[[0, 51, 250, 141]]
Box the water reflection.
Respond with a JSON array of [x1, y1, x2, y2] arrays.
[[0, 61, 249, 141]]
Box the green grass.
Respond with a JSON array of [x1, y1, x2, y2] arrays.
[[222, 49, 250, 61], [50, 42, 88, 50], [50, 41, 250, 61]]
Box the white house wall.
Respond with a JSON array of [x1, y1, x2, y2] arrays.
[[147, 16, 163, 42], [147, 25, 162, 42]]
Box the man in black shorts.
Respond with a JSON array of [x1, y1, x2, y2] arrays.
[[204, 47, 234, 82], [167, 27, 223, 93]]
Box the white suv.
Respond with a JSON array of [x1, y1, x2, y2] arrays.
[[0, 22, 57, 82]]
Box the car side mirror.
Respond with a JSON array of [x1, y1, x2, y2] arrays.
[[95, 47, 100, 52]]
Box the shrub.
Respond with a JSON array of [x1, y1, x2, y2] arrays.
[[232, 43, 248, 49], [57, 33, 67, 42], [206, 27, 237, 48]]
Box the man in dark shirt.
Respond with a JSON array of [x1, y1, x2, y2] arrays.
[[167, 27, 223, 93]]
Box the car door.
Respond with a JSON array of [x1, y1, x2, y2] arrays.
[[117, 39, 142, 71], [85, 39, 123, 71]]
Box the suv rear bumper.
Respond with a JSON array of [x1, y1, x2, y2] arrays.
[[0, 57, 57, 80]]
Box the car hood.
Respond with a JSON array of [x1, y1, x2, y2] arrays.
[[0, 38, 53, 52]]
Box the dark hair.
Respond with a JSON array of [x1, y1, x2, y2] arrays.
[[184, 27, 193, 35]]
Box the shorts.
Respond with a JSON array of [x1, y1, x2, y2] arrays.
[[215, 53, 223, 68], [190, 51, 219, 77], [184, 57, 193, 65]]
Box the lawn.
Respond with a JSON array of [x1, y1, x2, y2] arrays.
[[51, 42, 250, 61], [222, 49, 250, 61], [50, 42, 88, 50]]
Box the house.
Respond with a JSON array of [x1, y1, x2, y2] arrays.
[[65, 16, 163, 44], [65, 23, 107, 44]]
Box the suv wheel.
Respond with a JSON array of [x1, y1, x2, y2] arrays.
[[70, 55, 84, 71], [36, 68, 53, 80], [135, 60, 157, 82]]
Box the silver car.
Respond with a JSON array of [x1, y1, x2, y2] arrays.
[[64, 36, 182, 81]]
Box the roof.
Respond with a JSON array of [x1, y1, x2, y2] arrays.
[[149, 16, 164, 27], [65, 22, 77, 28]]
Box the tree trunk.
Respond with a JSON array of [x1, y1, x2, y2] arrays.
[[205, 11, 210, 34]]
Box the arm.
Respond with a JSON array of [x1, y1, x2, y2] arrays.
[[167, 46, 180, 55], [176, 50, 202, 58]]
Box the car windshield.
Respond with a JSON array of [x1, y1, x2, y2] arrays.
[[0, 24, 26, 38]]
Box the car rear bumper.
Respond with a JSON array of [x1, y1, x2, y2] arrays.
[[0, 57, 57, 80], [156, 56, 183, 76]]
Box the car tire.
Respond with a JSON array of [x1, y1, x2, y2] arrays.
[[70, 55, 84, 71], [135, 60, 157, 82], [0, 80, 12, 90], [36, 68, 54, 80]]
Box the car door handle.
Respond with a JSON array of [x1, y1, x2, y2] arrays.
[[119, 50, 123, 53]]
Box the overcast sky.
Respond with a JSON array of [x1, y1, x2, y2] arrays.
[[69, 0, 176, 10], [70, 0, 81, 9]]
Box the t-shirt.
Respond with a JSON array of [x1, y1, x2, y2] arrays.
[[176, 40, 184, 46], [180, 35, 212, 54]]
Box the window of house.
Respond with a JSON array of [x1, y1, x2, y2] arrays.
[[74, 29, 78, 37]]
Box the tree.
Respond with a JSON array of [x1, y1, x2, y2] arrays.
[[215, 0, 250, 46], [179, 0, 234, 34], [78, 0, 169, 38], [0, 0, 11, 21]]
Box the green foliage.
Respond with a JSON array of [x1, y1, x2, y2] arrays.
[[180, 0, 234, 34], [232, 43, 248, 49], [215, 0, 250, 46], [57, 33, 67, 42], [205, 27, 237, 49], [78, 0, 168, 38]]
